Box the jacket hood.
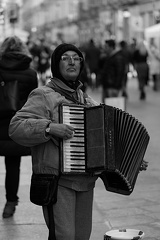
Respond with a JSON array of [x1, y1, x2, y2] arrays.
[[0, 52, 32, 70], [51, 43, 84, 88]]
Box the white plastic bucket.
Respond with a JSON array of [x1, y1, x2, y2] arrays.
[[104, 229, 145, 240]]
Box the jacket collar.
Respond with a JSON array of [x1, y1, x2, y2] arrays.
[[47, 77, 83, 93]]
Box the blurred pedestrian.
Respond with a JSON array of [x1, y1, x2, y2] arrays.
[[128, 38, 138, 78], [9, 43, 98, 239], [27, 38, 40, 72], [79, 51, 90, 92], [36, 38, 51, 86], [148, 38, 160, 91], [97, 43, 108, 85], [99, 39, 126, 103], [119, 40, 130, 98], [133, 40, 149, 100], [84, 39, 100, 89], [129, 38, 137, 67], [0, 36, 38, 218], [79, 62, 90, 92]]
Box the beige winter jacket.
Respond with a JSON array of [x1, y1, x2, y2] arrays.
[[9, 78, 98, 191]]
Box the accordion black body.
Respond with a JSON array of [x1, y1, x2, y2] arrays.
[[59, 103, 150, 195]]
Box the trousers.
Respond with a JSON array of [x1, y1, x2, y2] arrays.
[[43, 185, 94, 240], [4, 156, 21, 202]]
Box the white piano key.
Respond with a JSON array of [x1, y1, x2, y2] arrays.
[[64, 156, 85, 160], [64, 152, 85, 156], [61, 104, 86, 173], [64, 160, 85, 165]]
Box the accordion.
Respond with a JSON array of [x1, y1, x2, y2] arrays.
[[59, 103, 150, 195]]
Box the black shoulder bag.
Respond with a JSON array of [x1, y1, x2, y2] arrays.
[[30, 173, 60, 240]]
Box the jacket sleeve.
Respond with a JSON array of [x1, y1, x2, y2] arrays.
[[9, 88, 56, 147]]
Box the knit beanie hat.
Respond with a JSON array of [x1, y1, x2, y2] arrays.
[[51, 43, 84, 81]]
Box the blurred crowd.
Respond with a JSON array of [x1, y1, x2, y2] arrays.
[[26, 35, 160, 101]]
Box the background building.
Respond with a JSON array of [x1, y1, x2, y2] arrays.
[[0, 0, 29, 42], [0, 0, 160, 46]]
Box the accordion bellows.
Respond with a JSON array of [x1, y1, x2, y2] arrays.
[[59, 104, 150, 195]]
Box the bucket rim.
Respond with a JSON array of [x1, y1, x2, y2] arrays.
[[104, 228, 145, 240]]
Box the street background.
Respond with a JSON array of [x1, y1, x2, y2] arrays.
[[0, 76, 160, 240]]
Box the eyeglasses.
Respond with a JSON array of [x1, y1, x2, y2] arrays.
[[61, 55, 83, 63]]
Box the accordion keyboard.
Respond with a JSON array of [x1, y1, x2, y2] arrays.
[[61, 105, 85, 173]]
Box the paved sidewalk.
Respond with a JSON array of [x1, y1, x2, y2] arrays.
[[0, 78, 160, 240]]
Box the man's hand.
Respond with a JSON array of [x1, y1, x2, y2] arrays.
[[139, 160, 148, 171], [49, 123, 75, 140]]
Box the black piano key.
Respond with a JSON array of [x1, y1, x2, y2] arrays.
[[62, 104, 86, 173]]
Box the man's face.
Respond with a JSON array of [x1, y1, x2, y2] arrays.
[[59, 51, 81, 82]]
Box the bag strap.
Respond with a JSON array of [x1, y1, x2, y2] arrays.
[[46, 165, 61, 240], [47, 172, 62, 240], [47, 204, 56, 240]]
